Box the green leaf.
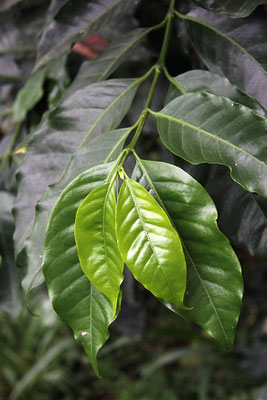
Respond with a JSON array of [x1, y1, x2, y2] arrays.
[[116, 176, 187, 309], [65, 28, 147, 98], [182, 9, 267, 107], [22, 128, 130, 293], [13, 68, 46, 122], [42, 163, 116, 376], [132, 159, 243, 349], [0, 191, 22, 316], [166, 70, 266, 117], [13, 78, 139, 258], [203, 165, 267, 259], [75, 181, 124, 315], [192, 0, 267, 17], [154, 92, 267, 197], [35, 0, 135, 70]]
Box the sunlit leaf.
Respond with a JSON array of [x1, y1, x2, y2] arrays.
[[116, 176, 187, 309]]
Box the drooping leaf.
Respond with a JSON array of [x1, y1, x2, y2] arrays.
[[181, 9, 267, 107], [166, 70, 266, 117], [22, 128, 130, 293], [35, 0, 135, 70], [153, 92, 267, 197], [0, 191, 22, 316], [13, 68, 47, 122], [75, 182, 124, 315], [13, 78, 139, 257], [64, 28, 147, 98], [192, 0, 267, 17], [132, 159, 243, 349], [116, 176, 187, 309], [42, 163, 116, 376]]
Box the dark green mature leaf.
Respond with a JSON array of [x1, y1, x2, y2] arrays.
[[154, 92, 267, 197], [35, 0, 135, 70], [182, 9, 267, 107], [14, 78, 139, 257], [132, 159, 243, 349], [166, 70, 266, 117], [0, 191, 22, 316], [204, 165, 267, 259], [42, 163, 115, 376], [116, 176, 187, 309], [64, 28, 147, 98], [192, 0, 267, 17], [22, 128, 129, 292], [13, 68, 46, 122], [75, 181, 124, 315]]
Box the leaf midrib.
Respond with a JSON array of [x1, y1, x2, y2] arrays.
[[155, 107, 266, 167], [125, 179, 179, 305]]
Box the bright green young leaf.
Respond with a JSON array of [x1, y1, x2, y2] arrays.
[[181, 9, 267, 107], [35, 0, 135, 70], [192, 0, 267, 17], [166, 70, 266, 117], [116, 176, 187, 309], [42, 163, 116, 376], [75, 182, 124, 315], [14, 78, 139, 258], [154, 92, 267, 197], [22, 128, 130, 293], [132, 159, 243, 349], [65, 28, 147, 98], [13, 68, 46, 122]]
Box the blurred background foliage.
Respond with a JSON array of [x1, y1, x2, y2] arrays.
[[0, 0, 266, 398]]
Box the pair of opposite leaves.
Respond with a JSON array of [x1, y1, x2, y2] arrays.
[[74, 172, 188, 316]]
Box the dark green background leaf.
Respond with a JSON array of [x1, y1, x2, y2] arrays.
[[0, 191, 22, 316], [166, 70, 266, 117], [192, 0, 267, 17], [183, 9, 267, 107], [13, 78, 139, 258], [132, 159, 243, 349], [35, 0, 134, 70]]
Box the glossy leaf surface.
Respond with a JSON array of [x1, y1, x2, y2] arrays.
[[183, 9, 267, 107], [65, 28, 146, 98], [166, 70, 266, 117], [155, 92, 267, 197], [35, 0, 134, 70], [192, 0, 267, 17], [14, 78, 138, 257], [116, 177, 187, 308], [42, 163, 115, 376], [132, 159, 243, 349], [75, 182, 123, 315], [22, 128, 129, 293]]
